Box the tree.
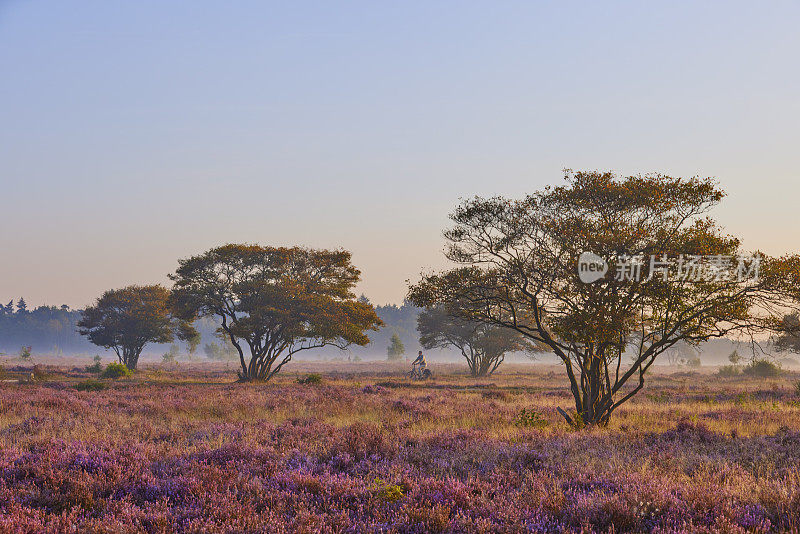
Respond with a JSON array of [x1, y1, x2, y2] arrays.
[[78, 285, 194, 370], [417, 305, 540, 377], [408, 171, 800, 426], [775, 313, 800, 354], [16, 298, 27, 313], [662, 340, 699, 366], [728, 350, 742, 366], [186, 330, 202, 357], [170, 244, 383, 381], [387, 331, 405, 359]]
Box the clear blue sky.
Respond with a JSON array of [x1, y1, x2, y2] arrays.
[[1, 1, 798, 308]]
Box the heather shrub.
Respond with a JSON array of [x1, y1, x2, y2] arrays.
[[297, 373, 323, 385], [717, 364, 741, 377], [361, 384, 388, 394], [101, 362, 132, 379], [514, 408, 548, 428], [742, 359, 781, 378], [74, 379, 107, 391], [482, 388, 509, 401]]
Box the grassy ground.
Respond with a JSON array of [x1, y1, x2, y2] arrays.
[[1, 360, 799, 532]]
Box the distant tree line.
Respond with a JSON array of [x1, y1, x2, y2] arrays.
[[0, 298, 92, 354]]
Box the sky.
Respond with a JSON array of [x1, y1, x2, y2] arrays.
[[1, 1, 798, 309]]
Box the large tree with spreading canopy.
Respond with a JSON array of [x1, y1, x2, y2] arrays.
[[170, 244, 382, 381], [409, 171, 800, 426]]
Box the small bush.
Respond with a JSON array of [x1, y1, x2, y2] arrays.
[[19, 346, 32, 360], [297, 373, 323, 385], [742, 359, 781, 378], [717, 365, 741, 377], [74, 379, 107, 392], [514, 408, 549, 428], [793, 381, 800, 396], [163, 345, 179, 363], [32, 365, 49, 381], [372, 478, 405, 503], [101, 362, 132, 379], [685, 356, 702, 368], [86, 355, 103, 374]]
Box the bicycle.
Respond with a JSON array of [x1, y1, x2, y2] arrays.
[[408, 362, 432, 380]]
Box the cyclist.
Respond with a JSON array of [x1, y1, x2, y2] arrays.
[[412, 350, 426, 374]]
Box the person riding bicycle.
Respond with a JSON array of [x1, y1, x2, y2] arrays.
[[412, 350, 426, 371]]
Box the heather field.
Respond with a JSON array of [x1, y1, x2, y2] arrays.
[[0, 363, 799, 533]]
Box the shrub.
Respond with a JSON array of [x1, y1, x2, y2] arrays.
[[86, 355, 103, 374], [297, 373, 323, 385], [793, 381, 800, 396], [74, 379, 107, 391], [685, 356, 702, 368], [163, 345, 179, 363], [514, 408, 549, 428], [742, 359, 781, 378], [101, 362, 132, 379], [32, 365, 49, 381], [19, 346, 32, 360], [372, 478, 405, 503], [717, 365, 741, 377]]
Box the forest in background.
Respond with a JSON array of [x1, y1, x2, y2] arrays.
[[0, 296, 424, 360], [2, 295, 794, 366]]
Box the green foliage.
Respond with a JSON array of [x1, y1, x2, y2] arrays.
[[417, 304, 543, 376], [685, 356, 702, 369], [742, 359, 781, 378], [514, 408, 549, 428], [203, 341, 238, 361], [102, 362, 133, 379], [170, 244, 382, 380], [19, 345, 32, 360], [407, 171, 800, 427], [78, 284, 195, 370], [297, 373, 323, 385], [387, 331, 405, 360], [74, 379, 107, 391], [775, 313, 800, 354], [163, 344, 180, 363], [86, 355, 103, 374], [372, 478, 405, 503], [717, 365, 741, 377]]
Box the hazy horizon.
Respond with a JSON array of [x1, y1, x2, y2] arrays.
[[2, 1, 799, 309]]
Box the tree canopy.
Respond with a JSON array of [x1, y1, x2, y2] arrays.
[[170, 244, 382, 380], [416, 305, 540, 377], [77, 285, 193, 369], [775, 313, 800, 354], [408, 171, 800, 426]]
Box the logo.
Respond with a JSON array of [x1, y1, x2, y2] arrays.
[[578, 252, 608, 283]]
